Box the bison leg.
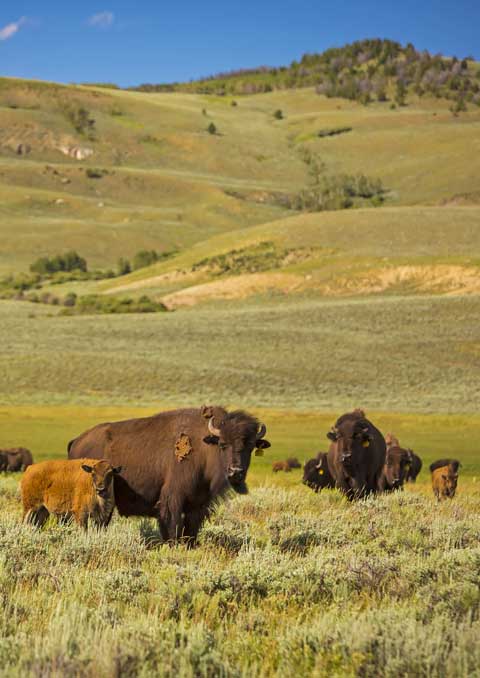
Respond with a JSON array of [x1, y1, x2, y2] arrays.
[[183, 506, 211, 547], [24, 506, 49, 528], [157, 492, 185, 543]]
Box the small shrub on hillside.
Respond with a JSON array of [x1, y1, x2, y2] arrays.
[[207, 122, 217, 135], [30, 251, 87, 275], [61, 103, 96, 139], [117, 257, 131, 276], [273, 109, 283, 120], [85, 168, 107, 179], [62, 294, 168, 315]]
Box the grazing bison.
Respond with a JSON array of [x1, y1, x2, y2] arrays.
[[302, 452, 335, 492], [1, 447, 34, 472], [68, 406, 270, 544], [430, 459, 461, 500], [326, 409, 386, 500], [272, 461, 291, 472], [378, 444, 411, 492], [21, 459, 122, 529], [286, 457, 302, 469]]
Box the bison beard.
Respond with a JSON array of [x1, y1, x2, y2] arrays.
[[67, 406, 270, 544]]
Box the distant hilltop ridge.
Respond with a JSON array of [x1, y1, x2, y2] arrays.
[[126, 38, 480, 108]]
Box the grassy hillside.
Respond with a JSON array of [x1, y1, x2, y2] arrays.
[[1, 75, 480, 277]]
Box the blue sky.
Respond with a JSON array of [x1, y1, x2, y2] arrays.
[[1, 1, 479, 86]]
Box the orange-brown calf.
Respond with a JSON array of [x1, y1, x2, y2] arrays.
[[21, 459, 122, 529], [430, 459, 460, 500]]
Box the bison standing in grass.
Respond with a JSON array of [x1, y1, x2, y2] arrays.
[[378, 441, 412, 492], [385, 433, 422, 482], [326, 409, 386, 500], [68, 406, 270, 545], [430, 459, 461, 500], [302, 452, 335, 492], [21, 459, 122, 529]]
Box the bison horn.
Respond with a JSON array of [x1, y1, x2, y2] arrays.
[[208, 417, 221, 437], [257, 423, 266, 440]]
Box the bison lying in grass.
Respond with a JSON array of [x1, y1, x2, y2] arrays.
[[0, 447, 33, 472], [272, 461, 291, 472], [21, 459, 122, 529], [302, 452, 335, 492], [430, 459, 461, 500]]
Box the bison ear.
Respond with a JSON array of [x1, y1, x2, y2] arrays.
[[203, 435, 219, 445], [81, 464, 93, 474], [327, 431, 337, 441], [201, 405, 215, 419], [113, 466, 122, 474], [256, 439, 271, 449]]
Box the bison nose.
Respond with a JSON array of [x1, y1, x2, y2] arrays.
[[228, 467, 245, 482], [341, 453, 352, 463]]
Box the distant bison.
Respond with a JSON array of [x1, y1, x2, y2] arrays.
[[385, 433, 422, 482], [430, 459, 461, 500], [0, 447, 33, 472], [68, 406, 270, 544], [326, 409, 386, 500], [272, 461, 291, 472], [286, 457, 301, 469], [21, 459, 122, 529], [378, 444, 411, 492], [302, 452, 335, 492], [405, 448, 422, 482]]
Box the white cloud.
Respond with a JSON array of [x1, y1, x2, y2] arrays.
[[88, 11, 114, 28], [0, 16, 27, 41]]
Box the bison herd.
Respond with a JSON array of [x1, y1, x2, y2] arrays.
[[0, 406, 462, 544]]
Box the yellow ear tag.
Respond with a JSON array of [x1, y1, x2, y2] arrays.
[[255, 449, 264, 457], [362, 441, 370, 448], [319, 469, 324, 475]]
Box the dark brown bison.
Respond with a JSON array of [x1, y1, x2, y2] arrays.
[[326, 409, 386, 500], [385, 433, 422, 482], [302, 452, 335, 492], [1, 447, 34, 472], [68, 406, 270, 544], [286, 457, 301, 469], [405, 449, 422, 482], [272, 461, 291, 472], [430, 459, 460, 500], [378, 444, 411, 492]]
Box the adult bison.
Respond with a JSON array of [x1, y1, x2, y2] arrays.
[[68, 406, 270, 544], [326, 409, 386, 500], [302, 452, 335, 493], [1, 447, 34, 472], [385, 433, 422, 482], [377, 443, 411, 492]]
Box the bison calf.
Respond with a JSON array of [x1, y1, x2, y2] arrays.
[[272, 461, 291, 472], [430, 459, 460, 500], [21, 459, 122, 529]]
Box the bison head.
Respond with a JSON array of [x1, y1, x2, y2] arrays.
[[383, 446, 410, 489], [206, 411, 270, 494], [442, 467, 459, 498], [82, 459, 122, 499], [302, 455, 328, 492], [327, 419, 372, 469]]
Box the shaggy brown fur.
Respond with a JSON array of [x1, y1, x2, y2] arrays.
[[377, 445, 411, 492], [21, 459, 121, 529], [302, 452, 335, 492], [286, 457, 302, 469]]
